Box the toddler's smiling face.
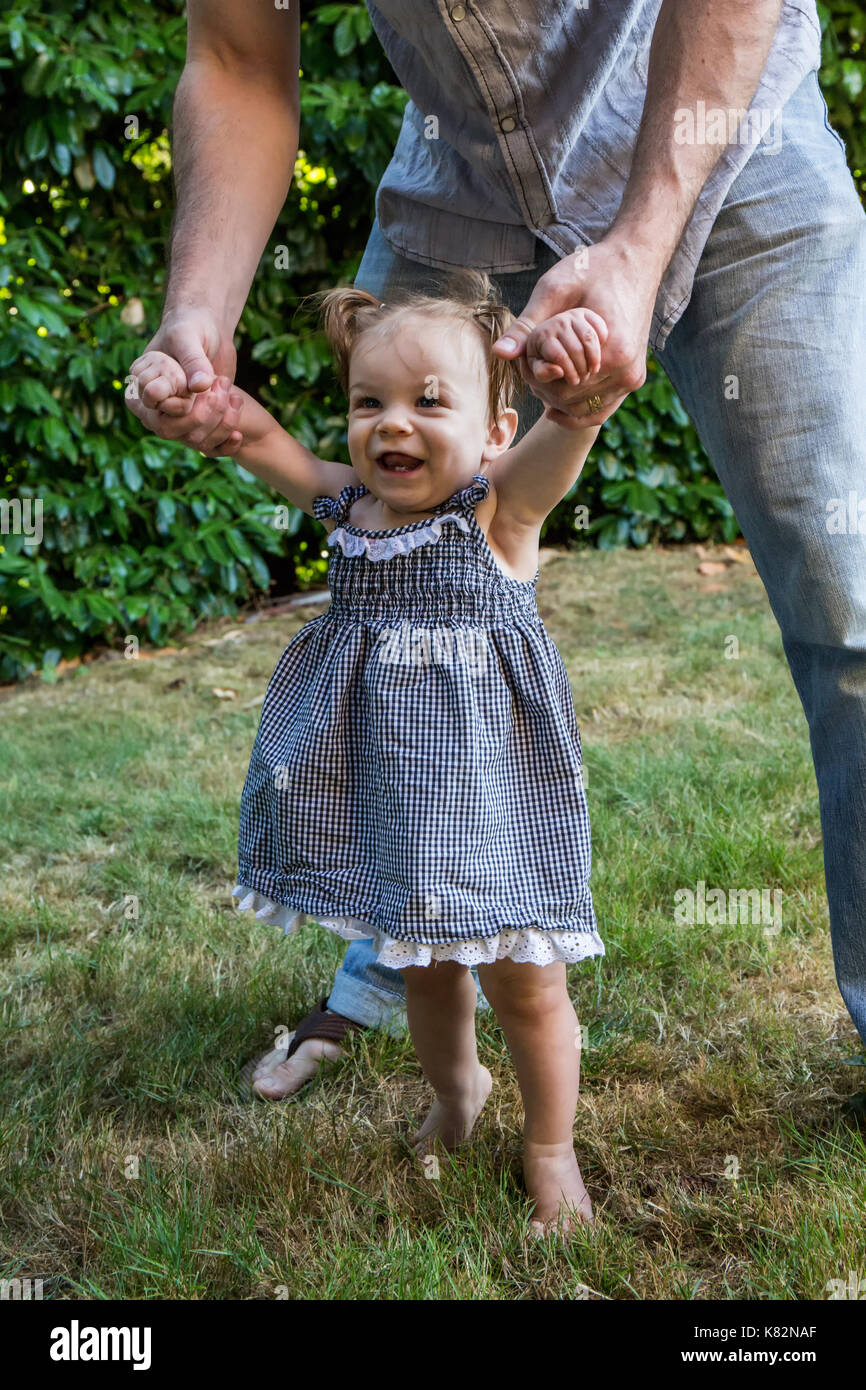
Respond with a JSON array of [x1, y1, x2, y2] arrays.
[[346, 312, 517, 520]]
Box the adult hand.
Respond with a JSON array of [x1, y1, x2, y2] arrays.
[[492, 237, 660, 430], [124, 306, 238, 451]]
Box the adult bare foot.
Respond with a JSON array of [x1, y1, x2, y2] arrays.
[[410, 1064, 493, 1153], [250, 1035, 345, 1099], [523, 1139, 594, 1237], [244, 1001, 365, 1100]]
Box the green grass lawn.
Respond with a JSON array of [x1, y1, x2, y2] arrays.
[[1, 538, 864, 1300]]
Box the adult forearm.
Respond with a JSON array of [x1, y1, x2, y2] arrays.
[[606, 0, 783, 282], [163, 60, 298, 336]]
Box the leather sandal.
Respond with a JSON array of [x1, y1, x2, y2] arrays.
[[239, 997, 367, 1100]]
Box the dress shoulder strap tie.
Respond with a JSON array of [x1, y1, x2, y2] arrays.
[[312, 483, 369, 524]]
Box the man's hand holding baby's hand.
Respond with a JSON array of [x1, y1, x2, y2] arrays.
[[125, 354, 248, 457], [524, 308, 609, 387], [521, 308, 610, 429], [124, 305, 237, 445], [492, 237, 659, 428]]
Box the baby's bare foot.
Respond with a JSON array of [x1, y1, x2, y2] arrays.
[[523, 1140, 594, 1237], [410, 1064, 493, 1154]]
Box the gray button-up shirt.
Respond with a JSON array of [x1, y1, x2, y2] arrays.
[[365, 0, 821, 351]]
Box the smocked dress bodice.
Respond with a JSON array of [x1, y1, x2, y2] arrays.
[[311, 474, 540, 624]]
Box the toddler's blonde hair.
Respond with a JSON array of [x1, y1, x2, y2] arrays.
[[300, 268, 526, 428]]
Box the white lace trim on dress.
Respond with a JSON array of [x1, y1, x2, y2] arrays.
[[232, 885, 605, 967], [326, 511, 471, 562]]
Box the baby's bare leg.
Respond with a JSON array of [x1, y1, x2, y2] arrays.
[[476, 958, 593, 1235], [401, 961, 492, 1153]]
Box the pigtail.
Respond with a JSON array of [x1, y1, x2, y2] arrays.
[[298, 285, 384, 397]]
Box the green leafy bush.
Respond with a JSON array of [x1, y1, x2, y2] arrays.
[[0, 1, 862, 680]]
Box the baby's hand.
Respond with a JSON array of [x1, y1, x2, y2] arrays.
[[193, 377, 281, 458], [126, 349, 193, 416], [524, 308, 609, 387]]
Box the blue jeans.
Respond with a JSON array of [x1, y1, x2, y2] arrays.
[[328, 67, 866, 1046]]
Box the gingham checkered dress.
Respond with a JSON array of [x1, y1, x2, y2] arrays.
[[232, 473, 604, 968]]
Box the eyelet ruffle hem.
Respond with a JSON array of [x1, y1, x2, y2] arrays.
[[232, 885, 605, 967], [325, 511, 471, 562]]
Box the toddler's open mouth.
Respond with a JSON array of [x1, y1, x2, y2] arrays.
[[377, 453, 425, 473]]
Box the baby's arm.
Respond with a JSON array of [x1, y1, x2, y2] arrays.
[[487, 308, 608, 528], [129, 356, 357, 516], [488, 413, 602, 531]]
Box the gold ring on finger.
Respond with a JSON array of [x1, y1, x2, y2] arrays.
[[586, 394, 603, 414]]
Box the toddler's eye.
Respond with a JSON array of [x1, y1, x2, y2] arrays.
[[354, 394, 441, 409]]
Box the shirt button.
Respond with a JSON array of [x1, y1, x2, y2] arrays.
[[451, 4, 467, 18], [500, 116, 517, 132]]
